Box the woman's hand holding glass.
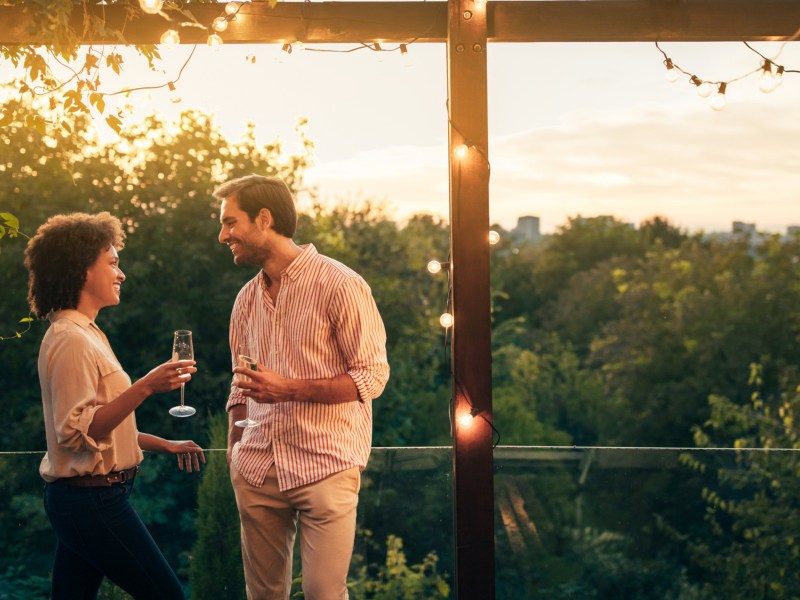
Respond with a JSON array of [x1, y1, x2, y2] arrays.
[[141, 359, 197, 395]]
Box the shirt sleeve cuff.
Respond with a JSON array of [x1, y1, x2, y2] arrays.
[[71, 404, 112, 452], [348, 366, 389, 403], [226, 387, 248, 412]]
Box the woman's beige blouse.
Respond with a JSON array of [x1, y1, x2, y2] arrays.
[[38, 310, 142, 482]]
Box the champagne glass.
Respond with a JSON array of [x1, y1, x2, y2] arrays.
[[169, 330, 196, 418], [234, 342, 258, 428]]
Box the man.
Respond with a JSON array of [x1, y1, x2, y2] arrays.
[[214, 174, 389, 600]]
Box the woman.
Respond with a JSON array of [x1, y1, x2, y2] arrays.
[[24, 212, 206, 600]]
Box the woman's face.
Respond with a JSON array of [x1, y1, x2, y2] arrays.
[[82, 246, 126, 313]]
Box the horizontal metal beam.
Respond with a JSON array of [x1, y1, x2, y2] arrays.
[[1, 1, 798, 45], [488, 0, 800, 43]]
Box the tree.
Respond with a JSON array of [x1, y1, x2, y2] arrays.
[[677, 365, 800, 599], [189, 412, 244, 600]]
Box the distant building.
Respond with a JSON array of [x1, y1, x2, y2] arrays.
[[732, 221, 757, 236], [512, 216, 541, 243]]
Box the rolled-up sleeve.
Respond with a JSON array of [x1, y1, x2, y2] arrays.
[[331, 276, 390, 402], [47, 332, 111, 453]]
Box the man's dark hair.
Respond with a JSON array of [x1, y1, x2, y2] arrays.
[[212, 175, 298, 238], [24, 212, 126, 319]]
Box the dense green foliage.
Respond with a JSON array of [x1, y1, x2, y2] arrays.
[[2, 91, 799, 598]]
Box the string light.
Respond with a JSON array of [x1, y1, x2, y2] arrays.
[[488, 231, 500, 245], [709, 82, 727, 111], [656, 41, 800, 110], [458, 408, 479, 428], [212, 16, 229, 32], [160, 29, 180, 45], [167, 81, 181, 104], [138, 0, 163, 15], [664, 58, 679, 83], [759, 60, 779, 93], [440, 312, 454, 328], [774, 64, 785, 88], [207, 33, 223, 48], [225, 2, 241, 16], [690, 75, 713, 98], [453, 144, 468, 159], [427, 259, 450, 274]]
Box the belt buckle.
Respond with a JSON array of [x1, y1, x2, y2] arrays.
[[106, 466, 137, 485]]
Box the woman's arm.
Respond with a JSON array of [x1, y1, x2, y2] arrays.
[[87, 359, 196, 441], [138, 432, 206, 472]]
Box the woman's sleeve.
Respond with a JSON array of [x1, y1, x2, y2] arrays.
[[47, 332, 112, 453]]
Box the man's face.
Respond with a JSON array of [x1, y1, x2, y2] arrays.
[[218, 196, 265, 265]]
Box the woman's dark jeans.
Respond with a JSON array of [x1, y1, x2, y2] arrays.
[[43, 478, 184, 600]]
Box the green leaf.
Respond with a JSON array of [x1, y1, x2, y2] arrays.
[[19, 318, 34, 323], [0, 212, 20, 232]]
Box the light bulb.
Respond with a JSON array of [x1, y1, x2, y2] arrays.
[[207, 34, 223, 48], [167, 81, 182, 104], [212, 16, 229, 32], [664, 58, 678, 83], [709, 82, 727, 111], [457, 411, 475, 428], [139, 0, 163, 14], [690, 75, 712, 98], [453, 144, 468, 159], [488, 230, 500, 245], [292, 40, 304, 51], [439, 312, 454, 328], [427, 260, 442, 274], [160, 29, 180, 45], [774, 65, 785, 89], [225, 2, 240, 15], [759, 61, 777, 93]]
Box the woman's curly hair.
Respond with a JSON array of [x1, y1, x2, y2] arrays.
[[24, 212, 126, 319]]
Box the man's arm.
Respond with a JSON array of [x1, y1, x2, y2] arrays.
[[233, 368, 358, 405], [233, 275, 387, 405]]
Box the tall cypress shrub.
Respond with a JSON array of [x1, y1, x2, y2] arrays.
[[189, 412, 244, 599]]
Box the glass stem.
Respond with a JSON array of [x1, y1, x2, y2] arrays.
[[180, 383, 185, 407]]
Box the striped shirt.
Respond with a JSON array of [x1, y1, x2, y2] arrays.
[[226, 244, 389, 491]]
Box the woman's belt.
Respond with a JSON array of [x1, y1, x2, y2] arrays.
[[61, 466, 139, 487]]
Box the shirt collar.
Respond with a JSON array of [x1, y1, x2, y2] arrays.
[[50, 309, 102, 334], [260, 243, 317, 287]]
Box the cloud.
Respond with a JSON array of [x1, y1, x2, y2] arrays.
[[309, 99, 800, 235]]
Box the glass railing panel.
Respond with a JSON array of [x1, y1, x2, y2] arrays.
[[494, 446, 800, 600], [0, 447, 454, 600]]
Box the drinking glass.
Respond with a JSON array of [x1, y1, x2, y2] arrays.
[[234, 342, 258, 428], [169, 329, 196, 417]]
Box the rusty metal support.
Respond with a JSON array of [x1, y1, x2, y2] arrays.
[[447, 0, 494, 598]]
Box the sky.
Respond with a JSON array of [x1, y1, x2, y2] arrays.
[[5, 32, 800, 235]]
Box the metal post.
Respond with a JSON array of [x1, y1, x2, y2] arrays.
[[447, 0, 494, 597]]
